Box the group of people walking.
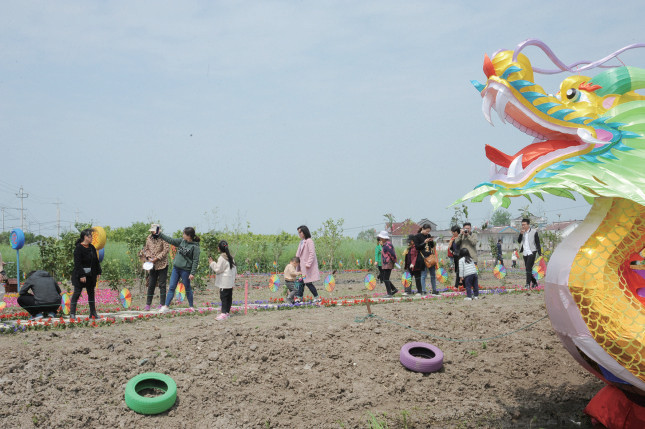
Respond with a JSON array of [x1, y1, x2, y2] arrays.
[[14, 223, 325, 320], [14, 218, 543, 319], [372, 218, 542, 300]]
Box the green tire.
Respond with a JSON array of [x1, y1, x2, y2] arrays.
[[124, 372, 177, 415]]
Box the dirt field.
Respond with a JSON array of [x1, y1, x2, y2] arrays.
[[0, 270, 604, 428]]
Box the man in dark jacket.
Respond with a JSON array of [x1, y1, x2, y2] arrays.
[[518, 219, 542, 289], [18, 271, 62, 319], [496, 239, 504, 266]]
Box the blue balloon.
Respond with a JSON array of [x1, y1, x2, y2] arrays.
[[10, 229, 25, 250], [98, 248, 105, 263]]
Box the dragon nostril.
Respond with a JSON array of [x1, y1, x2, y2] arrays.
[[483, 54, 496, 78]]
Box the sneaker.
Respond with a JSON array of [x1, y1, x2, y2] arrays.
[[473, 296, 479, 300], [31, 313, 44, 321], [402, 292, 409, 296], [391, 289, 399, 295], [159, 305, 170, 313], [47, 312, 57, 319], [144, 305, 151, 311], [415, 293, 422, 297], [432, 291, 440, 295], [216, 313, 229, 321], [464, 297, 472, 301]]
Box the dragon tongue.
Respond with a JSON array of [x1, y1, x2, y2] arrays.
[[485, 140, 580, 168]]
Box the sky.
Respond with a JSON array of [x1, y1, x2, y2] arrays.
[[2, 1, 644, 237]]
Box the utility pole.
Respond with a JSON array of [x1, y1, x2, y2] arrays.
[[16, 186, 29, 231], [75, 209, 80, 224], [54, 199, 62, 237]]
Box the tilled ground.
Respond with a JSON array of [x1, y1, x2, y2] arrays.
[[0, 284, 603, 428]]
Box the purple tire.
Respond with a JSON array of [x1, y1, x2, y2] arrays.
[[399, 342, 444, 373]]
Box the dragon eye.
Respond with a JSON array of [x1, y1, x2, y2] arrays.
[[566, 88, 580, 101]]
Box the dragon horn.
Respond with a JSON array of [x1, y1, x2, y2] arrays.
[[483, 54, 497, 78]]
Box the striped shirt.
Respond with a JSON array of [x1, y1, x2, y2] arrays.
[[459, 257, 477, 277]]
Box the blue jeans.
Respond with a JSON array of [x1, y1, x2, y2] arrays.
[[421, 266, 437, 294], [165, 267, 194, 307]]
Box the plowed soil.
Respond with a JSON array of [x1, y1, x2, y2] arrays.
[[0, 271, 604, 428]]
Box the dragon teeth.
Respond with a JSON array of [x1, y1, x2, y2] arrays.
[[508, 154, 524, 178], [482, 90, 494, 126]]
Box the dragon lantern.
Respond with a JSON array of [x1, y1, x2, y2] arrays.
[[462, 39, 645, 427]]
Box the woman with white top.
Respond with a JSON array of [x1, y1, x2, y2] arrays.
[[209, 240, 237, 320]]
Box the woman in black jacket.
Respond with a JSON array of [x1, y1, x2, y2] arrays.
[[414, 224, 438, 295], [70, 229, 102, 319]]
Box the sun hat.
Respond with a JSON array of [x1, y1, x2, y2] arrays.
[[149, 224, 161, 233], [377, 231, 390, 240]]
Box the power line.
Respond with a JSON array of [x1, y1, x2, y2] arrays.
[[16, 186, 29, 231]]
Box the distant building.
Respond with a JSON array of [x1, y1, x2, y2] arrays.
[[388, 218, 438, 248], [510, 215, 547, 229], [478, 226, 521, 253], [428, 219, 582, 266], [543, 220, 582, 238]]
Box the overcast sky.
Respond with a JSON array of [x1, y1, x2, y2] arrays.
[[2, 1, 644, 236]]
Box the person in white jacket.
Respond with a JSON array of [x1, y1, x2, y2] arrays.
[[208, 240, 237, 321]]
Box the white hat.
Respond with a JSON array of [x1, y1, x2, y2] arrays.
[[149, 224, 161, 233], [377, 231, 390, 240]]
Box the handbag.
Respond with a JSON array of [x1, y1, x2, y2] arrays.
[[423, 250, 438, 268]]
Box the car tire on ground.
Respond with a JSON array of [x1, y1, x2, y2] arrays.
[[125, 372, 177, 415], [399, 342, 444, 373]]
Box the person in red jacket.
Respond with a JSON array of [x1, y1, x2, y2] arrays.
[[403, 235, 423, 295], [378, 231, 399, 297]]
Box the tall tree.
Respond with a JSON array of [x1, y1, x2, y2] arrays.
[[357, 228, 377, 241], [491, 209, 511, 226]]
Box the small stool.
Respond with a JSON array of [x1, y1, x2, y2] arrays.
[[5, 279, 18, 293]]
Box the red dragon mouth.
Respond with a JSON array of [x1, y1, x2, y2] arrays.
[[485, 140, 580, 169]]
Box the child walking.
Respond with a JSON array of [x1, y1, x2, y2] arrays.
[[159, 227, 201, 313], [209, 240, 237, 320], [511, 249, 519, 268], [459, 248, 480, 301], [284, 257, 302, 304]]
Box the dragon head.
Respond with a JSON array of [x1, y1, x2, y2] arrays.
[[460, 46, 645, 208]]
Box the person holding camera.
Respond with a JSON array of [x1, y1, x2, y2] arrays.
[[414, 224, 439, 295], [518, 218, 542, 289], [159, 227, 201, 313], [140, 224, 170, 311], [455, 222, 478, 265]]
